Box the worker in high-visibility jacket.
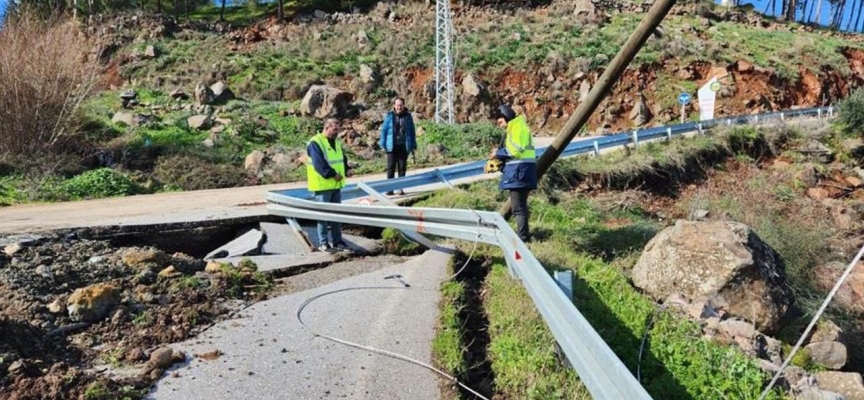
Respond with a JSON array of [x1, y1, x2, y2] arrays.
[[306, 118, 353, 253], [493, 105, 537, 242]]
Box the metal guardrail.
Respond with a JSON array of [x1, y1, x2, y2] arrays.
[[265, 104, 835, 400], [267, 106, 834, 203], [266, 194, 654, 400]]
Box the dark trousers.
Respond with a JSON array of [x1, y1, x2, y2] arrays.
[[510, 189, 530, 242], [386, 146, 409, 180]]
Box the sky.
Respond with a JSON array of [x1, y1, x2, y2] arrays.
[[720, 0, 862, 31], [0, 0, 7, 27]]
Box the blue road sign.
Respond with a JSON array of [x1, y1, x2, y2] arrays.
[[678, 93, 691, 105]]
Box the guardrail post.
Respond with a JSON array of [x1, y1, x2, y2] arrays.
[[830, 107, 834, 117], [666, 127, 672, 141], [818, 109, 822, 118], [632, 130, 639, 146], [433, 168, 456, 189], [593, 140, 600, 156], [697, 123, 703, 135], [554, 270, 574, 301], [780, 112, 785, 121]]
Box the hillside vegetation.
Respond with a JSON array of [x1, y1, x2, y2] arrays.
[[3, 0, 864, 204]]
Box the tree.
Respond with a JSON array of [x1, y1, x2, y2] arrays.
[[277, 0, 284, 21], [786, 0, 797, 20], [220, 0, 226, 21]]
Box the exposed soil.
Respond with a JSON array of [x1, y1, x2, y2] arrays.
[[450, 253, 496, 400], [0, 233, 270, 399]]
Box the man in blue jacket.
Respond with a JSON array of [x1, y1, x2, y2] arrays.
[[379, 97, 417, 196], [306, 118, 352, 253], [493, 105, 537, 242]]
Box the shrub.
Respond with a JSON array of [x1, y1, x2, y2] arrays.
[[416, 121, 502, 160], [0, 13, 101, 162], [153, 154, 246, 191], [838, 87, 864, 136], [61, 168, 140, 199]]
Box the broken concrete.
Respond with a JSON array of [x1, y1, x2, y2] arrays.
[[215, 252, 335, 274], [147, 247, 453, 400], [299, 227, 381, 254], [260, 222, 311, 256], [204, 229, 264, 260]]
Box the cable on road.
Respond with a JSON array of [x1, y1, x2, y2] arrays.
[[296, 214, 491, 400]]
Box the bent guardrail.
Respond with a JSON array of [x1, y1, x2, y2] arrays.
[[265, 105, 834, 399], [268, 106, 834, 203], [266, 195, 654, 400]]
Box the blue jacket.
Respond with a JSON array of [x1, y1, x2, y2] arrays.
[[379, 111, 417, 153]]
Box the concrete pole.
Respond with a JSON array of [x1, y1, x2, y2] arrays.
[[498, 0, 678, 219]]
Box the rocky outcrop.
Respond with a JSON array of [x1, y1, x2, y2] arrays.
[[300, 85, 355, 119], [210, 81, 235, 104], [632, 220, 794, 333], [194, 82, 215, 107]]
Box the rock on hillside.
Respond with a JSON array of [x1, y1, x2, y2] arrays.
[[632, 220, 794, 334]]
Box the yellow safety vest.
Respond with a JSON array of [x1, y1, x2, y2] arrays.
[[505, 115, 536, 161], [306, 133, 346, 192]]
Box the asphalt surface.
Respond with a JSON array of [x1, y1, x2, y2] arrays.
[[0, 137, 559, 234], [146, 247, 454, 400]]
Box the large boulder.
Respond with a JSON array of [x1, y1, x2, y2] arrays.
[[462, 74, 487, 98], [67, 283, 120, 322], [245, 150, 265, 174], [300, 85, 354, 119], [187, 115, 212, 130], [816, 372, 864, 400], [112, 112, 149, 127], [631, 220, 794, 333], [806, 341, 847, 370], [359, 64, 377, 84], [194, 83, 215, 107], [209, 81, 235, 104]]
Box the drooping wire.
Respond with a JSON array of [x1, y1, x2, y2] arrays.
[[295, 214, 489, 400], [758, 242, 864, 400]]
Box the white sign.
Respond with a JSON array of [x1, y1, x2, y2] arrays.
[[697, 77, 720, 121]]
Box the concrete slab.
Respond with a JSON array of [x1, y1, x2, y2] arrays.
[[204, 229, 264, 260], [215, 252, 335, 273], [146, 247, 454, 400], [260, 222, 311, 255], [300, 226, 381, 254]]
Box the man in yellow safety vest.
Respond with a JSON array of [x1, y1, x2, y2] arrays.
[[306, 118, 352, 253], [492, 105, 537, 242]]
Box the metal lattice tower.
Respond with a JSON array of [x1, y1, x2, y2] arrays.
[[434, 0, 455, 124]]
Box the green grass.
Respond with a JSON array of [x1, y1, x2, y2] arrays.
[[558, 133, 730, 188], [431, 279, 466, 378], [419, 185, 785, 399], [83, 381, 112, 400], [710, 21, 862, 80], [417, 133, 795, 398], [483, 262, 589, 399]]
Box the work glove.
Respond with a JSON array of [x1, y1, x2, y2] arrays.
[[484, 158, 503, 174]]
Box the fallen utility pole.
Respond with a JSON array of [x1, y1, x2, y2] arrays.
[[499, 0, 678, 218]]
